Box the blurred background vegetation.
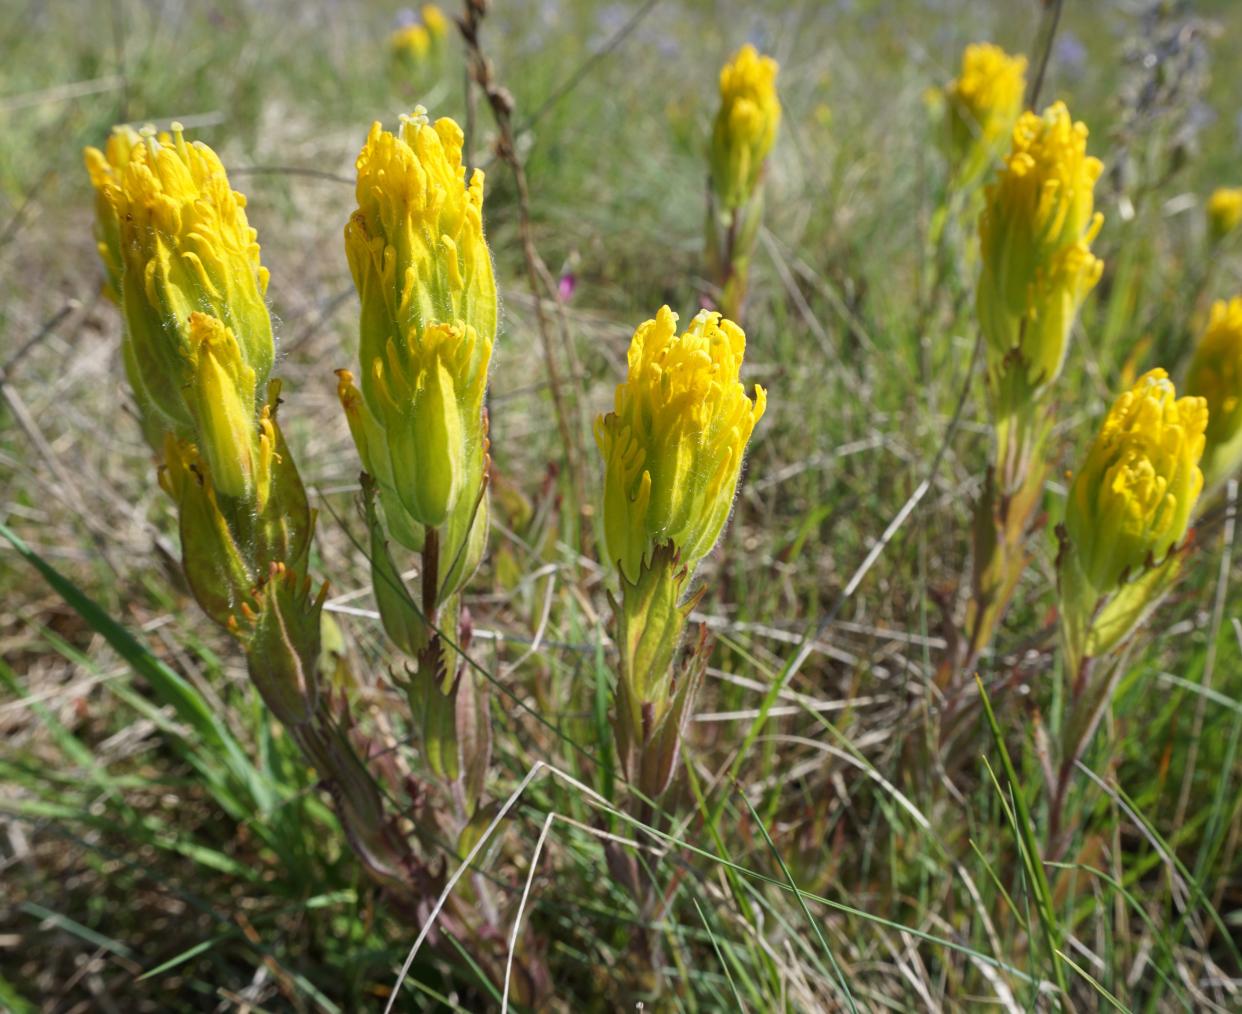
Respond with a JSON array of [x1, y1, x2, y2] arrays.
[[2, 0, 1241, 1009]]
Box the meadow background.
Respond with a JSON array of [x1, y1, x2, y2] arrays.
[[2, 0, 1242, 1009]]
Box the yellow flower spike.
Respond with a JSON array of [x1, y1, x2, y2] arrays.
[[1066, 369, 1207, 593], [85, 122, 273, 435], [391, 22, 431, 62], [1186, 297, 1242, 489], [1207, 187, 1242, 244], [710, 44, 781, 211], [343, 107, 495, 534], [421, 4, 449, 41], [595, 306, 766, 583], [185, 312, 262, 502], [943, 42, 1028, 187], [978, 101, 1104, 397], [83, 124, 146, 302]]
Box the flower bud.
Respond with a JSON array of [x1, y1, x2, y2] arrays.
[[1185, 297, 1242, 489], [943, 43, 1027, 188], [1207, 187, 1242, 244], [1065, 369, 1206, 593], [84, 123, 273, 436], [595, 306, 766, 583], [978, 102, 1103, 399], [710, 45, 780, 211], [185, 313, 269, 503]]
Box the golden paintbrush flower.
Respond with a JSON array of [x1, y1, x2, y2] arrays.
[[595, 306, 766, 583], [597, 306, 764, 798], [84, 122, 273, 436], [421, 3, 449, 41], [1065, 369, 1206, 593], [710, 44, 781, 211], [343, 109, 495, 534], [1207, 187, 1242, 243], [1186, 297, 1242, 489], [978, 101, 1104, 399], [341, 108, 494, 607], [391, 23, 430, 62], [943, 42, 1027, 187]]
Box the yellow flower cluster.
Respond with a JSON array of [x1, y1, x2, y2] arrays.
[[1186, 297, 1242, 488], [390, 5, 449, 66], [83, 123, 273, 438], [340, 109, 495, 595], [978, 101, 1104, 398], [1207, 187, 1242, 243], [710, 44, 781, 210], [1066, 369, 1206, 593], [595, 306, 766, 583], [345, 108, 496, 355], [944, 42, 1027, 186]]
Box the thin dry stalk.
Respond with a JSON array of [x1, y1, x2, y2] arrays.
[[456, 0, 587, 531]]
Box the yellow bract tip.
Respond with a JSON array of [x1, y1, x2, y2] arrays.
[[596, 305, 766, 583], [185, 312, 262, 502]]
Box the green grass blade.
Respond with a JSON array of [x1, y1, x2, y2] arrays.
[[976, 676, 1069, 999], [737, 786, 858, 1013]]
